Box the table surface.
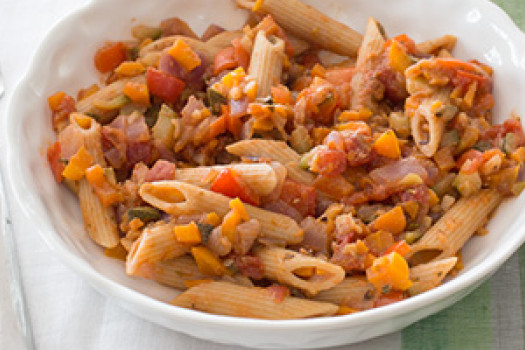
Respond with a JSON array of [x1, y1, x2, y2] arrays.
[[1, 1, 524, 349]]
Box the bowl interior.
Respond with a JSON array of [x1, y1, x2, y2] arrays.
[[4, 0, 525, 347]]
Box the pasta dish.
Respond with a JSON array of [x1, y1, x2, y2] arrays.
[[44, 0, 525, 319]]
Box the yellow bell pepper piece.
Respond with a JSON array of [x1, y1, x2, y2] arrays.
[[62, 146, 94, 181], [373, 129, 401, 159], [191, 246, 228, 276], [114, 61, 145, 76], [168, 39, 202, 72], [366, 252, 412, 291], [221, 210, 242, 243], [229, 197, 250, 221], [174, 222, 202, 245], [388, 40, 412, 74], [373, 206, 406, 235]]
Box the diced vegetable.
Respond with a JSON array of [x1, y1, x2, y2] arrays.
[[210, 168, 260, 206], [383, 241, 411, 257], [93, 94, 131, 111], [196, 223, 214, 243], [428, 189, 439, 207], [204, 212, 221, 227], [146, 68, 186, 103], [123, 82, 150, 106], [373, 130, 401, 159], [373, 206, 406, 235], [271, 85, 293, 105], [221, 209, 242, 243], [335, 121, 371, 135], [456, 149, 483, 174], [453, 171, 482, 197], [94, 42, 127, 73], [127, 206, 161, 224], [213, 46, 238, 76], [62, 146, 94, 181], [152, 104, 177, 147], [388, 112, 410, 138], [191, 246, 228, 276], [174, 222, 202, 245], [229, 198, 250, 221], [503, 132, 518, 154], [131, 24, 162, 41], [366, 252, 412, 291], [473, 140, 493, 152], [364, 230, 394, 256], [85, 165, 122, 206], [207, 88, 227, 114], [168, 39, 202, 72], [388, 40, 412, 74], [47, 91, 67, 111], [115, 61, 146, 76], [339, 108, 373, 122], [47, 141, 65, 183]]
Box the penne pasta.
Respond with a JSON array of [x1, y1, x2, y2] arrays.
[[355, 17, 386, 67], [171, 281, 338, 319], [126, 221, 190, 275], [70, 114, 120, 248], [254, 246, 345, 296], [174, 162, 280, 196], [416, 34, 457, 55], [236, 0, 362, 57], [409, 257, 458, 295], [133, 256, 206, 290], [226, 140, 316, 184], [313, 276, 377, 310], [138, 31, 243, 65], [248, 31, 285, 98], [408, 189, 502, 265], [350, 17, 386, 111], [139, 181, 304, 244]]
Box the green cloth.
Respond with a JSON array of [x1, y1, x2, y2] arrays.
[[400, 3, 525, 349]]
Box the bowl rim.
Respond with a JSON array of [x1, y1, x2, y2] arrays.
[[3, 0, 525, 333]]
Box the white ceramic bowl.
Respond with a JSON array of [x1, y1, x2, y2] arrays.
[[3, 0, 525, 348]]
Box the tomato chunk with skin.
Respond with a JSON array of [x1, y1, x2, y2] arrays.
[[279, 179, 317, 217], [310, 149, 347, 176], [146, 68, 186, 104], [94, 42, 127, 73], [210, 168, 260, 206], [47, 141, 65, 183]]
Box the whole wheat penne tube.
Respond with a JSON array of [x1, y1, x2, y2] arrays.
[[226, 140, 315, 184], [69, 114, 120, 248], [171, 281, 338, 319], [355, 17, 386, 67], [126, 221, 190, 275], [139, 181, 303, 244], [416, 34, 457, 55], [248, 31, 285, 98], [174, 162, 280, 196], [138, 31, 242, 65], [313, 276, 377, 310], [409, 257, 458, 296], [236, 0, 362, 57], [133, 256, 207, 290], [408, 189, 502, 265], [254, 246, 345, 296], [350, 18, 386, 111], [76, 75, 145, 119]]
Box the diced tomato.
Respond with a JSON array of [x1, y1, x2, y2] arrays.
[[47, 141, 65, 183], [310, 149, 348, 176], [383, 240, 411, 257], [234, 255, 264, 280], [213, 47, 238, 76], [504, 118, 525, 145], [145, 68, 185, 104], [279, 179, 317, 217], [208, 115, 227, 139], [314, 175, 354, 200], [94, 42, 127, 73], [456, 149, 483, 174], [266, 284, 290, 304], [374, 291, 405, 307], [271, 85, 293, 105], [220, 105, 243, 138], [232, 38, 250, 72], [210, 168, 260, 205], [324, 67, 354, 86], [48, 93, 76, 131]]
